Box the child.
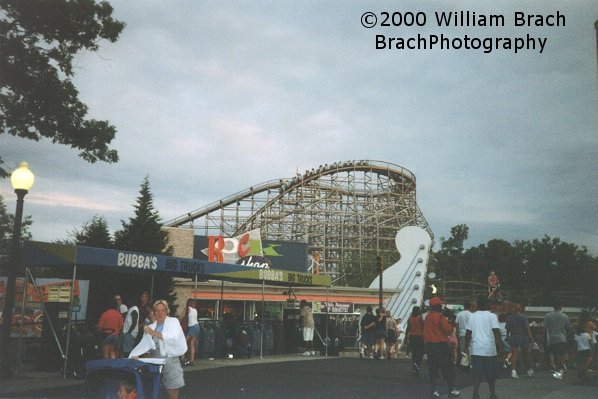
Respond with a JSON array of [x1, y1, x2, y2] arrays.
[[117, 378, 138, 399], [498, 314, 512, 368], [574, 324, 593, 378]]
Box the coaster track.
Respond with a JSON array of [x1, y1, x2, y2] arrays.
[[165, 160, 433, 281]]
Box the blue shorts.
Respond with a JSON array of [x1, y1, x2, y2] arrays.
[[471, 355, 498, 379], [102, 334, 118, 347], [187, 324, 199, 338]]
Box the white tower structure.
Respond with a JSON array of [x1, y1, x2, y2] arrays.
[[369, 226, 432, 323]]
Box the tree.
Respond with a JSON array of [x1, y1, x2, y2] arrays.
[[73, 215, 112, 248], [72, 215, 114, 323], [435, 224, 598, 308], [435, 224, 469, 281], [338, 251, 400, 288], [114, 177, 176, 313], [0, 192, 32, 256], [0, 0, 125, 176]]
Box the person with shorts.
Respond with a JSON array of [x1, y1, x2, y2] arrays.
[[360, 306, 376, 359], [543, 304, 571, 379], [97, 299, 124, 359], [130, 300, 187, 399], [181, 298, 199, 366], [465, 295, 503, 399], [505, 304, 534, 378], [300, 300, 315, 355]]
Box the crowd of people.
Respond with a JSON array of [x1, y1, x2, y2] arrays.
[[93, 285, 596, 399], [358, 306, 406, 360], [394, 296, 597, 399], [97, 292, 190, 399]]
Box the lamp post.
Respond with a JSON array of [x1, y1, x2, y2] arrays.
[[1, 162, 34, 378]]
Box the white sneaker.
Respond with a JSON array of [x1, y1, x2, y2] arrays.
[[431, 391, 440, 398], [310, 350, 316, 355], [511, 370, 519, 379], [448, 388, 460, 397], [302, 351, 311, 356], [552, 371, 563, 380], [527, 369, 534, 377]]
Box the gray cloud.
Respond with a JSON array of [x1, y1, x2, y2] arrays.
[[1, 0, 596, 254]]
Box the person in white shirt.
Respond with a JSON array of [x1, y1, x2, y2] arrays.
[[455, 301, 476, 362], [465, 296, 503, 399], [181, 298, 199, 366], [574, 327, 592, 378], [114, 294, 128, 318], [120, 304, 139, 357], [130, 300, 187, 399]]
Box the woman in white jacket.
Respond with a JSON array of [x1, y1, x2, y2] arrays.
[[130, 300, 187, 399]]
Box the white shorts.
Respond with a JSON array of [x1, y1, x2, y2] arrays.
[[303, 327, 314, 341]]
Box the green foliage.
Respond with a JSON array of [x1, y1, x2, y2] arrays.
[[0, 0, 125, 176], [338, 250, 400, 287], [435, 225, 598, 308], [435, 224, 469, 281], [0, 193, 32, 256], [73, 215, 113, 248], [113, 176, 177, 314], [72, 215, 115, 323], [114, 177, 171, 254]]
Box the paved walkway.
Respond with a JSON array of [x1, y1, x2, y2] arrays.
[[457, 368, 598, 399], [0, 353, 330, 397], [1, 353, 596, 398]]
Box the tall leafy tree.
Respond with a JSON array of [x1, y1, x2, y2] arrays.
[[435, 224, 469, 281], [114, 177, 176, 313], [0, 0, 125, 176]]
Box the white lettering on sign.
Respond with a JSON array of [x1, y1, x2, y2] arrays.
[[237, 255, 271, 268], [259, 269, 283, 282], [117, 252, 158, 270]]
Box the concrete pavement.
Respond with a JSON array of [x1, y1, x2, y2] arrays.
[[0, 353, 596, 398]]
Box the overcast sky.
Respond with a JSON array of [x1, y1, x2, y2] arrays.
[[1, 0, 597, 255]]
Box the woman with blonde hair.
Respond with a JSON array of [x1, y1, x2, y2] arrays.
[[130, 300, 187, 399]]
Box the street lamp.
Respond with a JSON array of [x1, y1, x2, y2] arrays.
[[1, 162, 34, 378]]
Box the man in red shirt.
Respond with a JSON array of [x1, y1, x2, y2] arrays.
[[424, 297, 460, 398]]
